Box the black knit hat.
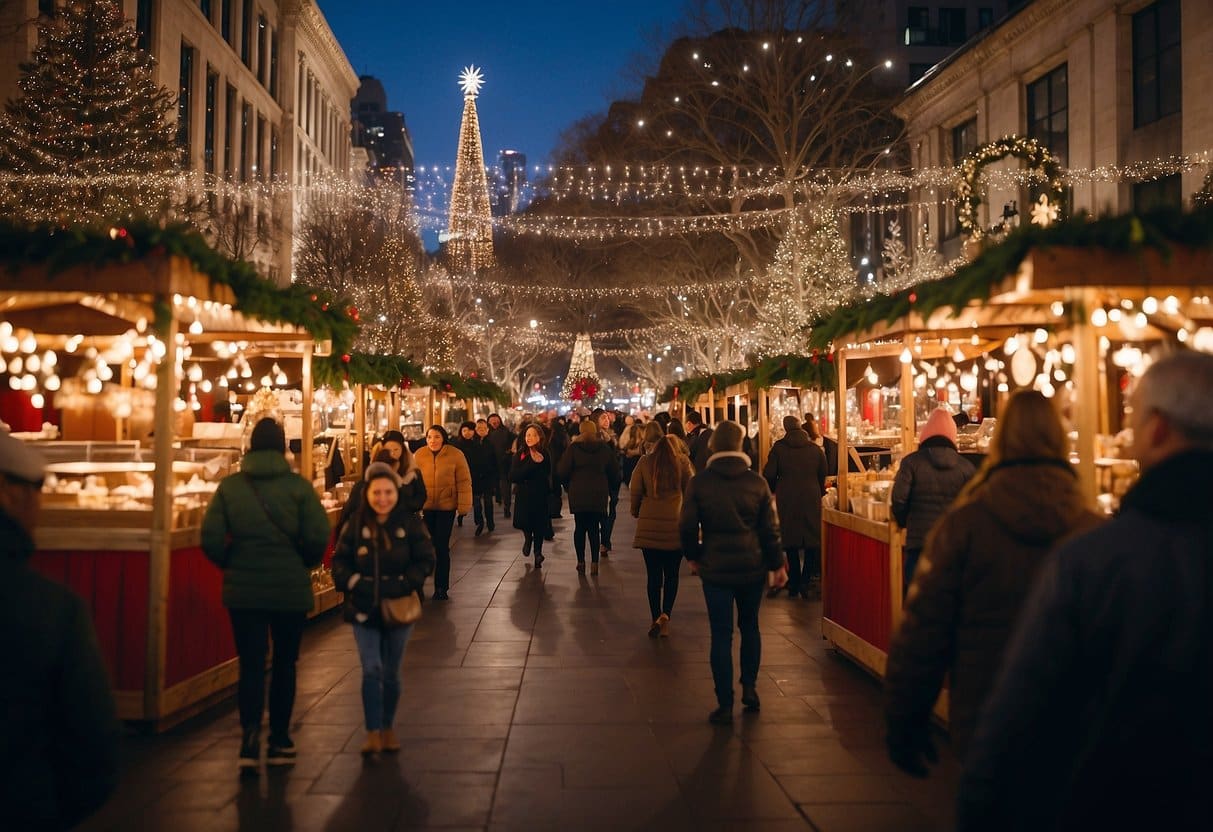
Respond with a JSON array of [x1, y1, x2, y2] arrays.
[[249, 418, 285, 453]]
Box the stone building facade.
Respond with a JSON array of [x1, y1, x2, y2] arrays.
[[0, 0, 358, 285], [895, 0, 1213, 259]]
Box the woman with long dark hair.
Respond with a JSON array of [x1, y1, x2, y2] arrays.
[[510, 424, 552, 567], [557, 420, 620, 575], [631, 432, 694, 636], [332, 462, 435, 755]]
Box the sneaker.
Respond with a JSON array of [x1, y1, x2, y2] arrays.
[[742, 685, 761, 713], [266, 736, 296, 766], [432, 589, 449, 601], [239, 728, 260, 770], [381, 727, 401, 752], [361, 730, 382, 756], [648, 619, 661, 638], [590, 562, 599, 576], [708, 706, 733, 725], [657, 613, 670, 637], [534, 553, 545, 568]]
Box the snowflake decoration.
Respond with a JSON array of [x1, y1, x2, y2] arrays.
[[1030, 193, 1059, 228], [458, 65, 484, 98]]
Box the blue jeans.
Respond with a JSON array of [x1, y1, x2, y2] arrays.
[[701, 580, 765, 708], [352, 621, 414, 731]]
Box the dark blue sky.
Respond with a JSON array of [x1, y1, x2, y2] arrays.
[[318, 1, 689, 170]]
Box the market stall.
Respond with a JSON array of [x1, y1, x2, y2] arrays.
[[812, 209, 1213, 682], [0, 223, 357, 727]]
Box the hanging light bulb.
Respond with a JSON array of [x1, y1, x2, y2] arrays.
[[20, 333, 36, 353], [44, 374, 60, 391], [1004, 336, 1019, 355], [1034, 328, 1049, 344], [86, 377, 103, 395], [187, 364, 203, 382], [1107, 308, 1122, 323], [1061, 343, 1076, 364], [952, 347, 965, 363], [30, 393, 44, 409], [188, 320, 204, 335], [1091, 308, 1108, 327], [200, 379, 213, 393], [1142, 296, 1158, 315], [899, 347, 912, 364], [1163, 295, 1180, 315]]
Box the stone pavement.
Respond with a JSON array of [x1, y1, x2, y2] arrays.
[[80, 491, 959, 832]]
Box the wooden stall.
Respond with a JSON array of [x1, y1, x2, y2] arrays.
[[819, 238, 1213, 683], [1, 253, 340, 727]]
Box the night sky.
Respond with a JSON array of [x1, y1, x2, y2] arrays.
[[317, 1, 689, 171]]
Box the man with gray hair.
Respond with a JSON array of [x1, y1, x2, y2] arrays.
[[957, 350, 1213, 830]]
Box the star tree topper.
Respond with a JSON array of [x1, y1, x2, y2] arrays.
[[459, 65, 485, 98]]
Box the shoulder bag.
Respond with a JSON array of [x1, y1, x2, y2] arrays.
[[374, 530, 422, 627], [242, 472, 302, 552]]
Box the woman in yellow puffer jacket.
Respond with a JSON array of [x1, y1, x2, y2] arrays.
[[415, 425, 472, 600]]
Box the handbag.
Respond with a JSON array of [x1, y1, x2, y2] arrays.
[[373, 534, 422, 627]]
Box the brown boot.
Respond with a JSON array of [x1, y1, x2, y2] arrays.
[[657, 613, 670, 637], [381, 727, 401, 752], [361, 730, 382, 755]]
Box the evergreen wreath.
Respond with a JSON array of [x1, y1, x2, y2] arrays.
[[561, 372, 602, 403], [957, 135, 1065, 238]]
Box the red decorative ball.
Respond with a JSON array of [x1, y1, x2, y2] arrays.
[[826, 352, 834, 363], [310, 294, 318, 302], [321, 303, 329, 311], [909, 292, 918, 303], [341, 353, 350, 363]]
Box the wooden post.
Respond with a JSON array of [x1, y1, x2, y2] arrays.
[[118, 360, 132, 441], [899, 335, 917, 457], [1069, 287, 1100, 508], [353, 384, 366, 478], [707, 387, 716, 426], [757, 386, 770, 471], [301, 341, 314, 485], [146, 313, 178, 721], [837, 349, 849, 512]]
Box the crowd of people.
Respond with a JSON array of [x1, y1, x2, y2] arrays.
[[7, 350, 1213, 829]]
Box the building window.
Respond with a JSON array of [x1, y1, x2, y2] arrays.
[[978, 8, 994, 29], [178, 43, 195, 168], [241, 102, 251, 182], [225, 85, 236, 177], [939, 9, 966, 46], [269, 28, 279, 100], [204, 68, 217, 174], [200, 0, 212, 21], [256, 114, 266, 181], [257, 15, 268, 86], [1027, 64, 1067, 165], [1133, 174, 1182, 211], [222, 0, 233, 45], [38, 0, 54, 17], [1133, 0, 1181, 127], [242, 1, 254, 67], [136, 0, 153, 52], [906, 6, 930, 45], [945, 118, 978, 239]]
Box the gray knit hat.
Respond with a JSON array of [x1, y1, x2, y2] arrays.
[[364, 461, 403, 487]]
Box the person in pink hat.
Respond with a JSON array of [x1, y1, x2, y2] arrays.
[[891, 407, 976, 595]]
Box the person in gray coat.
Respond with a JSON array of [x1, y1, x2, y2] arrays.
[[891, 408, 976, 594], [763, 415, 827, 599]]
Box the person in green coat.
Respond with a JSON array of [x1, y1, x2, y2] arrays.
[[201, 418, 331, 772]]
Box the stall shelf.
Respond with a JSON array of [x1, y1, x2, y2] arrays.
[[1, 252, 338, 727], [816, 236, 1213, 685]]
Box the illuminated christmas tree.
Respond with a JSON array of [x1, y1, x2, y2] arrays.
[[444, 66, 495, 274], [0, 0, 179, 223], [561, 333, 602, 403]]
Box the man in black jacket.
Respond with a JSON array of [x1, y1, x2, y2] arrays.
[[0, 430, 120, 830], [680, 420, 787, 725], [684, 410, 714, 472], [957, 351, 1213, 831], [486, 413, 515, 517]]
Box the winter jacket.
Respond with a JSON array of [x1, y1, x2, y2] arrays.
[[330, 504, 435, 627], [762, 428, 827, 548], [336, 464, 426, 536], [891, 436, 976, 549], [201, 449, 331, 611], [509, 449, 552, 534], [453, 436, 498, 495], [884, 458, 1100, 757], [680, 452, 784, 586], [416, 444, 473, 514], [686, 425, 714, 472], [630, 449, 695, 550], [957, 450, 1213, 832], [486, 424, 516, 469], [557, 436, 621, 514], [2, 511, 120, 831]]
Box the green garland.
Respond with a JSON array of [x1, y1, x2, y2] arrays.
[[659, 352, 837, 404], [0, 219, 359, 353], [809, 206, 1213, 348], [958, 135, 1064, 238], [315, 353, 511, 406]]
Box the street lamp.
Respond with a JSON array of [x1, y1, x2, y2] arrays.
[[529, 319, 538, 329]]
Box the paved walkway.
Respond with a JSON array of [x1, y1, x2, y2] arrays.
[[81, 492, 959, 831]]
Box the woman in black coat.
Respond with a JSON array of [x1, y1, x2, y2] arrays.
[[331, 462, 436, 756], [557, 420, 621, 575], [509, 424, 552, 567], [762, 415, 827, 599]]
